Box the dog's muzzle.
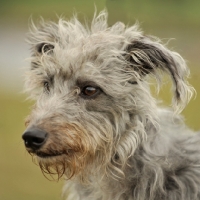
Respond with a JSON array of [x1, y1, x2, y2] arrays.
[[22, 127, 48, 150]]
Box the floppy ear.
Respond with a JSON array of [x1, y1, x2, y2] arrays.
[[125, 36, 194, 113]]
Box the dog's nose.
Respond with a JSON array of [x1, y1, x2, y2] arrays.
[[22, 128, 48, 150]]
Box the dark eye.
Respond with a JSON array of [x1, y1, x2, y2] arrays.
[[81, 86, 101, 99], [38, 43, 54, 54], [43, 81, 50, 92]]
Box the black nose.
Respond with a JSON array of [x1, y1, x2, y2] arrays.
[[22, 128, 48, 150]]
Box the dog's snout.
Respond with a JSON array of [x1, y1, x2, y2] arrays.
[[22, 128, 48, 150]]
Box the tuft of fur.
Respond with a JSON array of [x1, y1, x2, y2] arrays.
[[23, 10, 200, 200]]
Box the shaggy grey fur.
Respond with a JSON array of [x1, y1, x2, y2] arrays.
[[22, 10, 200, 200]]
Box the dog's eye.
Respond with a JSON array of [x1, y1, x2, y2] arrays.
[[81, 86, 100, 99], [43, 82, 50, 92]]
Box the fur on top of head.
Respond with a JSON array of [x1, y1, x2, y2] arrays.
[[26, 10, 194, 113]]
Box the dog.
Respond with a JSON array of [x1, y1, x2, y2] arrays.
[[22, 10, 200, 200]]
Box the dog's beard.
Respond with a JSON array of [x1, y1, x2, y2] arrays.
[[38, 155, 67, 180], [29, 150, 90, 180]]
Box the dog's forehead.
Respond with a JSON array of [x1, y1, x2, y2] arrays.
[[58, 32, 125, 58], [47, 20, 130, 60], [52, 32, 126, 76]]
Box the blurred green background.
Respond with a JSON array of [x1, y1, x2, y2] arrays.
[[0, 0, 200, 199]]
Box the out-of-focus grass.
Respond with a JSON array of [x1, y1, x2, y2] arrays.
[[0, 91, 62, 200]]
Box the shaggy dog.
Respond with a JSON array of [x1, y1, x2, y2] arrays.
[[22, 11, 200, 200]]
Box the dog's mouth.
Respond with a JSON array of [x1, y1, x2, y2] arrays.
[[36, 151, 64, 158], [28, 150, 65, 158]]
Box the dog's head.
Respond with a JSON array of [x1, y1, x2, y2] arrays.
[[22, 11, 193, 181]]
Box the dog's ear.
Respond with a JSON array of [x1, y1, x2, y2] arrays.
[[36, 43, 54, 54], [26, 19, 58, 74], [27, 19, 57, 56], [125, 36, 194, 112]]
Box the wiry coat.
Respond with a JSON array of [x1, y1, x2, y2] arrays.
[[23, 11, 200, 200]]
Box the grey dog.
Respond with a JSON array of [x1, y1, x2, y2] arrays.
[[22, 10, 200, 200]]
